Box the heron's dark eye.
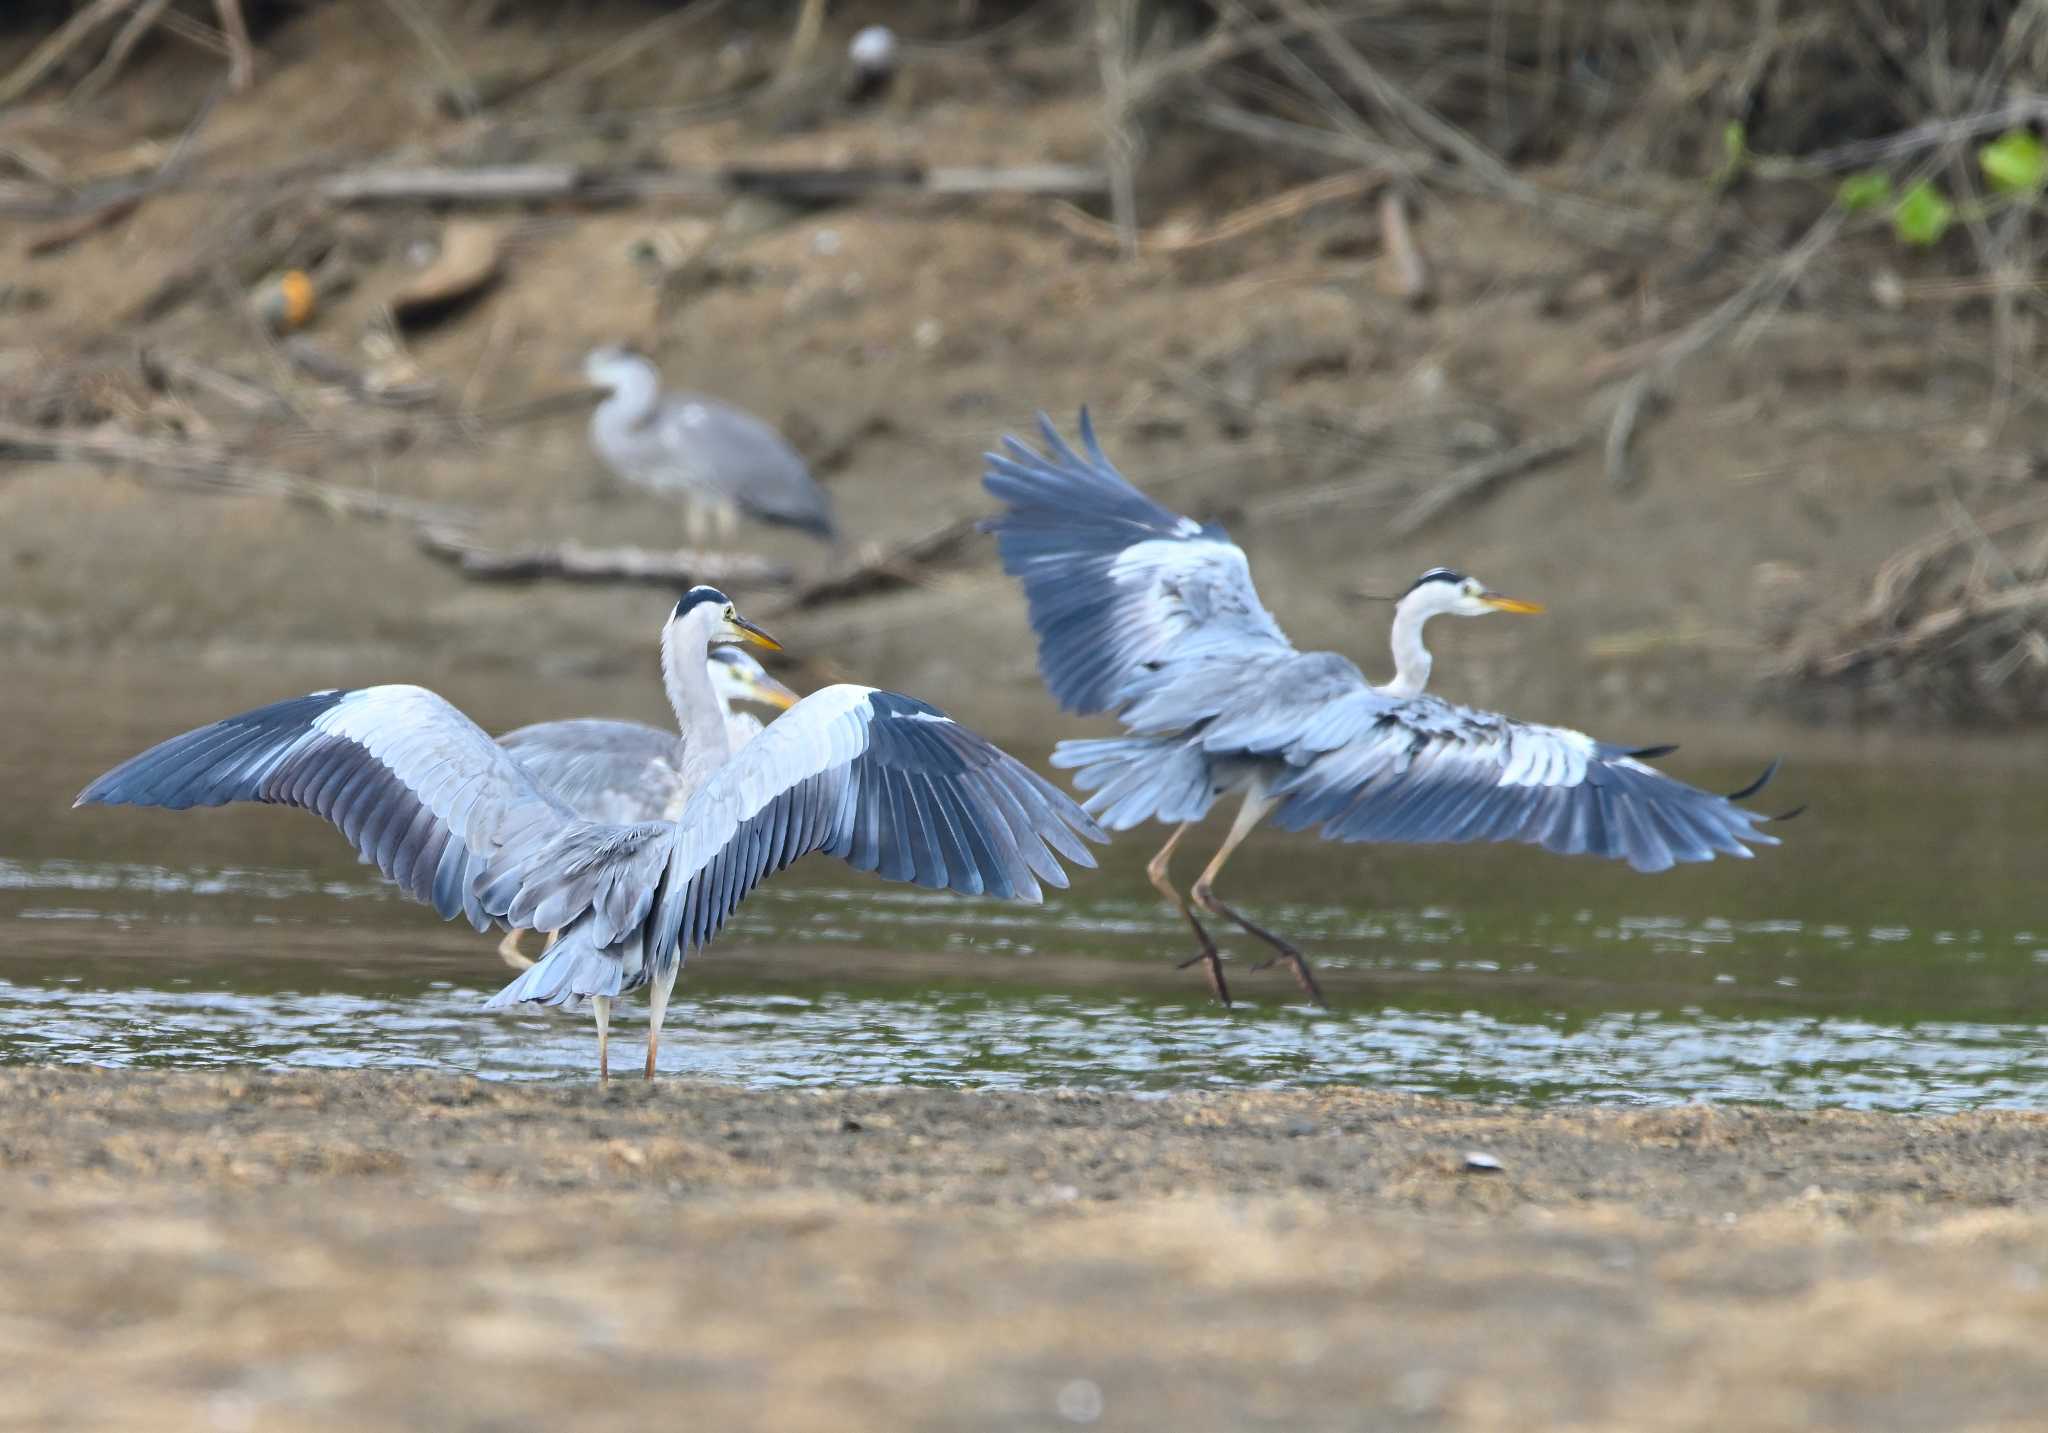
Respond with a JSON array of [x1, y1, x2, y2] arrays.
[[725, 606, 737, 621]]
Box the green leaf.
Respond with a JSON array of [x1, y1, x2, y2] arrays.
[[1892, 181, 1955, 247], [1979, 129, 2046, 194], [1723, 120, 1747, 166], [1837, 170, 1892, 211]]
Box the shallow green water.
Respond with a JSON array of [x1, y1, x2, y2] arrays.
[[5, 659, 2047, 1108]]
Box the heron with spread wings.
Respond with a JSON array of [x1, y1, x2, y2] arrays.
[[492, 644, 801, 971], [77, 589, 1102, 1080], [983, 412, 1792, 1008]]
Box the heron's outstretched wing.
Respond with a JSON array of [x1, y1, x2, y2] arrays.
[[982, 409, 1294, 718], [1211, 678, 1780, 873], [724, 710, 767, 747], [75, 687, 582, 931], [497, 718, 685, 825], [486, 685, 1106, 1007], [659, 394, 836, 538]]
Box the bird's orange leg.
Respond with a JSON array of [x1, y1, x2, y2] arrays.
[[1147, 821, 1231, 1007], [1190, 791, 1327, 1008]]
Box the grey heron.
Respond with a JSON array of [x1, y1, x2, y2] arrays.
[[76, 588, 1102, 1080], [983, 412, 1792, 1008], [491, 645, 802, 971], [584, 346, 837, 546]]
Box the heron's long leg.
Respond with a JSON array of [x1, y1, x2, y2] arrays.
[[1191, 790, 1327, 1008], [1147, 822, 1231, 1007], [592, 995, 612, 1083], [496, 928, 559, 972], [497, 928, 532, 971], [645, 962, 679, 1080]]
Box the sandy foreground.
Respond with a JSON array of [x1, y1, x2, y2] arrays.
[[0, 1070, 2042, 1431]]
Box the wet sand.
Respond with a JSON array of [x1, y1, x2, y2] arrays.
[[4, 1068, 2044, 1431]]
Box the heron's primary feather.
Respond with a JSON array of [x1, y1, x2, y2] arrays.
[[74, 686, 578, 932]]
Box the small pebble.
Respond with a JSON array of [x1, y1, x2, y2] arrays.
[[1463, 1150, 1504, 1173]]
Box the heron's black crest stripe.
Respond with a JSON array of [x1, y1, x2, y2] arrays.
[[1403, 568, 1467, 595], [674, 586, 730, 618]]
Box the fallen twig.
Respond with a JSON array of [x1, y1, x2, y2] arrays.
[[770, 515, 981, 614], [0, 0, 132, 109], [1046, 169, 1385, 254], [414, 527, 792, 588], [1385, 425, 1594, 538], [0, 421, 463, 526], [318, 162, 1107, 206]]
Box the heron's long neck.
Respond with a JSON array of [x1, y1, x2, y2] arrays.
[[660, 617, 733, 771], [598, 363, 661, 429], [1382, 599, 1435, 698]]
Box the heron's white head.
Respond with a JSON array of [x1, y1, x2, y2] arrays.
[[849, 24, 898, 75], [669, 585, 782, 652], [1397, 567, 1544, 620], [584, 344, 658, 392], [707, 646, 801, 712]]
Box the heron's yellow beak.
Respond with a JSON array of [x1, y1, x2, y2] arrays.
[[729, 614, 783, 651], [1482, 593, 1545, 615], [748, 672, 801, 710]]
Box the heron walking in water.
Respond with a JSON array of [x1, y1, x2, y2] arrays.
[[584, 346, 837, 546], [983, 412, 1793, 1008], [492, 645, 801, 970], [76, 589, 1101, 1080]]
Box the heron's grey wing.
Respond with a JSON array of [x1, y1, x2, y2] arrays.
[[1237, 680, 1781, 873], [659, 395, 836, 537], [486, 684, 1106, 1008], [497, 719, 684, 825], [982, 408, 1294, 719], [75, 686, 578, 932]]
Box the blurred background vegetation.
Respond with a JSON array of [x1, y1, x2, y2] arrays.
[[6, 1, 2048, 729]]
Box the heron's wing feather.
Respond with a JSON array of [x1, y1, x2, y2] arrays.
[[497, 719, 685, 825], [1250, 686, 1779, 873], [487, 685, 1106, 1008], [657, 684, 1106, 957], [656, 394, 835, 534], [982, 409, 1293, 718], [75, 687, 578, 931]]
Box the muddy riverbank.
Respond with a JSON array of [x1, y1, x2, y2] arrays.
[[4, 1067, 2044, 1430]]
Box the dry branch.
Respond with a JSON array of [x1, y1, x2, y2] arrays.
[[1047, 169, 1385, 253], [1386, 426, 1592, 537], [1781, 495, 2048, 721], [770, 515, 982, 615], [319, 163, 1106, 206], [414, 528, 792, 589], [0, 421, 463, 526]]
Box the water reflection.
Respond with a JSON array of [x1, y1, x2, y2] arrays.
[[2, 976, 2045, 1111]]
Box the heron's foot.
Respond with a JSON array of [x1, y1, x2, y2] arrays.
[[497, 928, 535, 971], [1173, 911, 1233, 1008], [1196, 889, 1328, 1009]]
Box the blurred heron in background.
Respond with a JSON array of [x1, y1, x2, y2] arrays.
[[584, 346, 838, 546], [493, 645, 801, 970], [77, 589, 1100, 1080], [984, 412, 1793, 1007]]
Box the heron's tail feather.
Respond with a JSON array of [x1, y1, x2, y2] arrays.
[[482, 920, 643, 1010], [1051, 735, 1215, 830]]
